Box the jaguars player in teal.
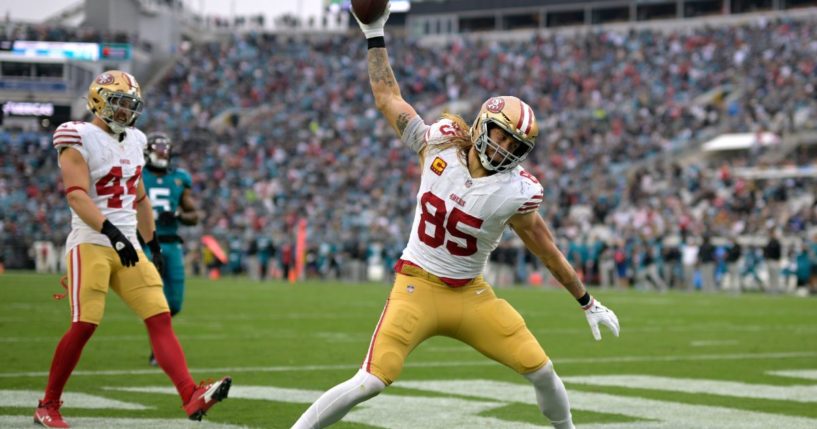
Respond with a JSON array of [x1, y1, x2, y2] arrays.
[[143, 132, 200, 366]]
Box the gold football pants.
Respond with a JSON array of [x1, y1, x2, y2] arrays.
[[65, 243, 168, 324], [363, 265, 549, 385]]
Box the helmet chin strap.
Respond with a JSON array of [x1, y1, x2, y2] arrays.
[[105, 119, 128, 135], [97, 106, 128, 135], [477, 151, 498, 172]]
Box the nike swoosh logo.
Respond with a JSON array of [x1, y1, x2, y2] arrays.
[[476, 288, 486, 295]]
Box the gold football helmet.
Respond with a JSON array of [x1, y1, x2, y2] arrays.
[[86, 70, 143, 134], [469, 96, 538, 172]]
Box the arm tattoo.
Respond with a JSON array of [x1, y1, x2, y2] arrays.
[[543, 254, 583, 294], [368, 48, 397, 89], [396, 113, 410, 136]]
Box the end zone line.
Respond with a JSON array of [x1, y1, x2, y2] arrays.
[[1, 351, 814, 378]]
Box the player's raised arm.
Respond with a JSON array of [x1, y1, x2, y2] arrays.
[[509, 211, 620, 341], [353, 2, 419, 138]]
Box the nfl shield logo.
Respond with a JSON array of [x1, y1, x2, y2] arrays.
[[406, 285, 415, 294]]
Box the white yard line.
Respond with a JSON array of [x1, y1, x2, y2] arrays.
[[562, 375, 817, 402], [397, 379, 817, 429], [3, 324, 814, 343], [0, 334, 231, 343], [0, 331, 368, 343], [1, 351, 815, 378], [690, 340, 740, 347], [0, 390, 148, 409], [108, 379, 817, 429], [0, 416, 248, 429], [767, 370, 817, 380]]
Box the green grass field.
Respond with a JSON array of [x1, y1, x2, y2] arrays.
[[2, 271, 816, 428]]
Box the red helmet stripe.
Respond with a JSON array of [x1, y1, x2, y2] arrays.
[[123, 72, 135, 90], [524, 105, 534, 135], [516, 99, 525, 131], [517, 100, 532, 136]]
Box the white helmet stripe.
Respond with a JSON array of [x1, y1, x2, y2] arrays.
[[518, 101, 531, 136], [524, 105, 534, 136]]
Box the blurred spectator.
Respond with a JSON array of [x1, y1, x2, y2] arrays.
[[794, 242, 810, 294], [682, 238, 699, 291], [764, 230, 783, 293], [247, 234, 276, 280], [0, 21, 133, 43], [699, 235, 717, 292], [663, 242, 683, 289], [227, 235, 245, 275], [810, 232, 817, 294], [3, 17, 817, 295], [725, 238, 743, 291]]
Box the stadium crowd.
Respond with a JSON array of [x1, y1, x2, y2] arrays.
[[2, 16, 816, 293], [1, 20, 132, 44]]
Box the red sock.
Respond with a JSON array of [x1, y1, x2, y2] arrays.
[[43, 321, 97, 402], [144, 312, 197, 402]]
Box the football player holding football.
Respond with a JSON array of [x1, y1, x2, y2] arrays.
[[292, 4, 620, 429], [141, 131, 200, 366], [34, 70, 230, 428]]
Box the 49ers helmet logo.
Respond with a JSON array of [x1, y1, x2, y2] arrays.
[[95, 73, 115, 85], [485, 97, 505, 113]]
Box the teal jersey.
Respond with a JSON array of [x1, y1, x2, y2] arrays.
[[142, 167, 192, 237]]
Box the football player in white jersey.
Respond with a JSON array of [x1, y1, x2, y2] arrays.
[[292, 5, 620, 429], [34, 71, 230, 428]]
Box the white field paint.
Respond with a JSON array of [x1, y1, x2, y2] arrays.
[[108, 386, 323, 404], [103, 385, 549, 429], [0, 415, 248, 429], [0, 390, 147, 409], [110, 378, 817, 429], [689, 340, 739, 347], [397, 379, 817, 429], [767, 370, 817, 380], [346, 394, 545, 429], [561, 375, 817, 402], [3, 322, 814, 342], [0, 334, 231, 343], [313, 332, 367, 343], [2, 351, 815, 378]]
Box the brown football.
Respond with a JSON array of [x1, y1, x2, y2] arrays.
[[351, 0, 388, 25]]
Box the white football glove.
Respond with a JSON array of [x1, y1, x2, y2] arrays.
[[583, 297, 620, 341], [352, 1, 391, 39]]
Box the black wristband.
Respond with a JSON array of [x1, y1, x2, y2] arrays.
[[100, 219, 117, 237], [577, 292, 592, 307], [367, 36, 385, 49]]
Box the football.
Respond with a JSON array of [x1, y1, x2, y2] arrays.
[[351, 0, 388, 25]]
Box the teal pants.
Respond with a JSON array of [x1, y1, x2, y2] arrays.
[[145, 242, 186, 315]]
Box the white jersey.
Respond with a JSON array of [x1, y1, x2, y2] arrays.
[[53, 121, 147, 254], [399, 117, 544, 280]]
